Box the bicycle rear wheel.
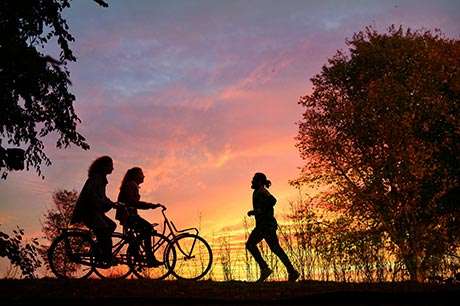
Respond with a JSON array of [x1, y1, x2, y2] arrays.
[[131, 232, 176, 280], [167, 233, 212, 280], [93, 232, 132, 279], [48, 232, 95, 279]]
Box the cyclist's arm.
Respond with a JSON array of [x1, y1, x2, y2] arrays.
[[248, 208, 263, 217], [134, 201, 157, 209], [147, 203, 165, 209]]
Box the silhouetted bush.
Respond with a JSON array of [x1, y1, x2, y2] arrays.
[[0, 227, 41, 278]]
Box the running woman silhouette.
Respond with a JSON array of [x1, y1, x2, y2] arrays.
[[246, 172, 300, 282]]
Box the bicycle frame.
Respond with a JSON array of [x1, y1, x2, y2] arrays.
[[116, 203, 206, 262], [156, 208, 199, 240], [117, 224, 171, 265], [155, 209, 201, 259], [110, 233, 132, 264]]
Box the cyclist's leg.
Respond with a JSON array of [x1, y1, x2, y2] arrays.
[[129, 215, 159, 265], [264, 226, 297, 274], [89, 215, 116, 262]]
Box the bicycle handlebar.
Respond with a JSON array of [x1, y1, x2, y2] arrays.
[[115, 201, 167, 211], [117, 202, 198, 235]]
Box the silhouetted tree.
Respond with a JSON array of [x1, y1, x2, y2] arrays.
[[0, 0, 108, 178], [294, 26, 460, 282], [40, 189, 80, 272]]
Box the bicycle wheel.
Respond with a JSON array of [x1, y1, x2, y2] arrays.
[[167, 233, 212, 280], [93, 232, 132, 279], [131, 232, 176, 280], [48, 231, 95, 279]]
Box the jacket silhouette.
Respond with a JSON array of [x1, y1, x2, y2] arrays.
[[252, 187, 277, 228], [116, 180, 155, 224], [71, 156, 116, 263], [116, 167, 163, 267], [72, 173, 113, 224]]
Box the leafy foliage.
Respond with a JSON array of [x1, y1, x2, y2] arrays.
[[0, 0, 107, 178], [294, 26, 460, 281], [0, 227, 41, 278]]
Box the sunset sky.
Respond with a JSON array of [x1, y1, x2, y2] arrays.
[[1, 0, 460, 276]]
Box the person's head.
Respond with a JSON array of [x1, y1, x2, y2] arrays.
[[120, 167, 144, 188], [88, 156, 113, 177], [251, 172, 271, 190]]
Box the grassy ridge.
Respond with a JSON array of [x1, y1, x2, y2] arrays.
[[1, 279, 459, 305]]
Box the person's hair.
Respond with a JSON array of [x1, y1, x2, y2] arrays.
[[88, 156, 113, 177], [254, 172, 271, 188], [120, 167, 143, 189]]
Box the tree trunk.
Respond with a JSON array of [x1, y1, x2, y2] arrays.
[[403, 252, 426, 282]]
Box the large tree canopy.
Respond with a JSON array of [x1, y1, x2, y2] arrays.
[[0, 0, 107, 178], [295, 26, 460, 281]]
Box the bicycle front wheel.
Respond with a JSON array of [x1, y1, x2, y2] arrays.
[[48, 232, 95, 279], [93, 232, 132, 279], [131, 232, 175, 280], [167, 233, 212, 280]]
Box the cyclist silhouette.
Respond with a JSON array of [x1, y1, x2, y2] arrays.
[[70, 155, 117, 265], [116, 167, 165, 267], [246, 172, 300, 282]]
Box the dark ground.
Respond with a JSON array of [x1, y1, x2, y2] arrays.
[[1, 279, 459, 306]]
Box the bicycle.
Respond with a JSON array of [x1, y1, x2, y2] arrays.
[[47, 205, 212, 280], [93, 221, 176, 280], [155, 208, 213, 280], [47, 205, 176, 280]]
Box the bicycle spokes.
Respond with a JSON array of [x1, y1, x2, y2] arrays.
[[48, 232, 95, 279], [131, 232, 175, 280], [93, 232, 132, 279], [169, 234, 212, 280]]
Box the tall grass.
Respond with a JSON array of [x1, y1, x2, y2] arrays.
[[208, 195, 460, 282]]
